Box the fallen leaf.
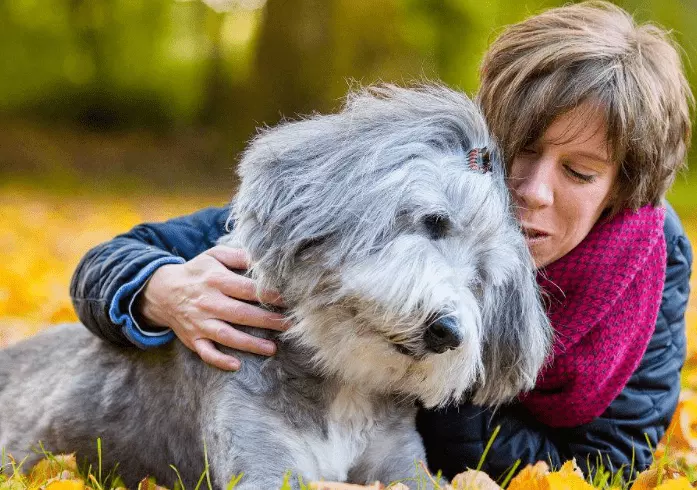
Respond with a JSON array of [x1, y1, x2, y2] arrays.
[[508, 462, 550, 490], [655, 478, 695, 490], [557, 460, 584, 479], [631, 463, 688, 490], [30, 455, 79, 483], [662, 398, 697, 451], [136, 477, 169, 490], [44, 480, 85, 490], [451, 469, 502, 490]]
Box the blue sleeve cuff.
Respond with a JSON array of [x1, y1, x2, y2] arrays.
[[108, 256, 186, 348]]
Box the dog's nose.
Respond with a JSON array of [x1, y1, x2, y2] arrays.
[[423, 316, 462, 353]]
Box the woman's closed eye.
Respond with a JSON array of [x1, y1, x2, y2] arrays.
[[563, 164, 596, 183]]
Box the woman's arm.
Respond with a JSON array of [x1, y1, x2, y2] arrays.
[[69, 206, 287, 369], [70, 207, 230, 345], [417, 205, 692, 481]]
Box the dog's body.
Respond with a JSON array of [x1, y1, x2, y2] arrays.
[[0, 85, 552, 489], [0, 324, 422, 488]]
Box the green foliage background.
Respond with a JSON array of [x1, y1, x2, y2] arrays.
[[2, 0, 696, 210]]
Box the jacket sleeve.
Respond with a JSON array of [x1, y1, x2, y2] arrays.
[[70, 206, 232, 349], [417, 204, 692, 482]]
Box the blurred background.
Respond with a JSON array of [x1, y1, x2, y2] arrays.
[[0, 0, 695, 347], [3, 0, 697, 195]]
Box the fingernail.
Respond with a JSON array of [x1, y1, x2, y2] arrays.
[[261, 341, 276, 355], [229, 359, 241, 370]]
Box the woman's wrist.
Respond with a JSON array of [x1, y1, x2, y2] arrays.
[[136, 263, 179, 328]]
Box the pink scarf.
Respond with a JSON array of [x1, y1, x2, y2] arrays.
[[520, 205, 666, 427]]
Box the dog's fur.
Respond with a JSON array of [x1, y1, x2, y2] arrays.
[[0, 85, 551, 489]]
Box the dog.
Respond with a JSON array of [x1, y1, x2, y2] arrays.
[[0, 85, 551, 489]]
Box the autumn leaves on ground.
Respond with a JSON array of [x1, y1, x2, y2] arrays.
[[1, 186, 696, 490]]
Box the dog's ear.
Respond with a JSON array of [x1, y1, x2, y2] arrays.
[[472, 260, 552, 406], [229, 119, 349, 294], [231, 199, 335, 291]]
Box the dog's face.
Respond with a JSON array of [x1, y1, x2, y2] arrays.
[[230, 85, 552, 408]]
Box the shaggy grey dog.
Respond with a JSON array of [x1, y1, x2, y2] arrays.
[[0, 85, 551, 489]]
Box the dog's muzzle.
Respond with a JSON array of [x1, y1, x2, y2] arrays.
[[423, 316, 462, 353], [386, 311, 463, 358]]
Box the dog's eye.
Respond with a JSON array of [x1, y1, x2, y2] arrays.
[[422, 214, 451, 240]]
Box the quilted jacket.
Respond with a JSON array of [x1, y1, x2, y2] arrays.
[[70, 203, 692, 481]]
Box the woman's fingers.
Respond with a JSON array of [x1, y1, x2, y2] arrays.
[[205, 246, 251, 270], [207, 296, 289, 331], [205, 247, 286, 307], [193, 338, 241, 371], [205, 320, 277, 357], [210, 272, 286, 307], [191, 321, 278, 371], [166, 247, 290, 369]]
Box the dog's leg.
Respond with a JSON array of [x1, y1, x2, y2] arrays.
[[207, 449, 305, 490], [348, 423, 432, 490], [203, 408, 307, 490]]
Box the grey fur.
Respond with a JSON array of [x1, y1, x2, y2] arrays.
[[0, 84, 552, 489]]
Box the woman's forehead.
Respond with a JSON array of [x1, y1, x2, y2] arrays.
[[539, 104, 611, 161]]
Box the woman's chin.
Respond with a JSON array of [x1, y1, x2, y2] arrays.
[[527, 238, 555, 269]]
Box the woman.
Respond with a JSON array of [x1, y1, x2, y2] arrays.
[[70, 1, 693, 481]]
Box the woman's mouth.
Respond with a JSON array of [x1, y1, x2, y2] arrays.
[[522, 227, 551, 244]]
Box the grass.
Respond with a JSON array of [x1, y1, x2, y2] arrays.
[[4, 430, 692, 490]]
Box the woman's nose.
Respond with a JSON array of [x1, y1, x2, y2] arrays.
[[512, 160, 554, 209]]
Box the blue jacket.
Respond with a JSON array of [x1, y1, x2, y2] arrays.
[[70, 203, 692, 481]]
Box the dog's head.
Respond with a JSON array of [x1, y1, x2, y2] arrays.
[[229, 84, 552, 408]]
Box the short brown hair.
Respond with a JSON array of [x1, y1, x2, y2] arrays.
[[478, 1, 694, 215]]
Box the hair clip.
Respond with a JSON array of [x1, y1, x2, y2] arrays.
[[466, 147, 491, 173]]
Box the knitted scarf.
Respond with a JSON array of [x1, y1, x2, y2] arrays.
[[520, 205, 666, 427]]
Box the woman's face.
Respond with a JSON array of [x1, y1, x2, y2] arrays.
[[507, 104, 620, 268]]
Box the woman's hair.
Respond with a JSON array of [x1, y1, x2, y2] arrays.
[[478, 1, 694, 215]]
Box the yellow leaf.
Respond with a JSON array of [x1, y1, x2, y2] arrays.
[[655, 478, 695, 490], [508, 459, 593, 490], [663, 398, 697, 451], [30, 454, 78, 483], [557, 461, 584, 479], [542, 471, 594, 490], [508, 462, 550, 490], [45, 480, 85, 490], [631, 464, 688, 490]]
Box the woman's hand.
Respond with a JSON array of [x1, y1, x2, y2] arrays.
[[136, 246, 288, 371]]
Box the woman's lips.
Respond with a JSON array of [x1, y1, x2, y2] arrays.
[[522, 226, 551, 244]]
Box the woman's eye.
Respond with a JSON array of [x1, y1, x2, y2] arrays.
[[422, 214, 451, 240], [520, 146, 538, 156], [564, 165, 596, 183]]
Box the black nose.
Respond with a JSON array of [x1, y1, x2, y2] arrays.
[[423, 316, 462, 353]]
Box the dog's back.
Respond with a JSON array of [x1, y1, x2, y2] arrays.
[[0, 324, 207, 488]]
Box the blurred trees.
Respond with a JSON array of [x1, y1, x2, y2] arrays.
[[2, 0, 696, 189]]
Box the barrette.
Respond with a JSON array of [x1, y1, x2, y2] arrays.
[[466, 147, 492, 173]]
